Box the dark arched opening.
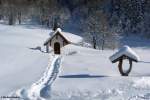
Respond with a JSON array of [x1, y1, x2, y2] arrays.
[[54, 42, 60, 54]]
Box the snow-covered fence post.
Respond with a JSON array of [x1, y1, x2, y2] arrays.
[[109, 46, 140, 76]]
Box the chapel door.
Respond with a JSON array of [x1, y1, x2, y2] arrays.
[[54, 42, 60, 54]]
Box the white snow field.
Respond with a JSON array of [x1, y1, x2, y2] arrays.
[[51, 45, 150, 100], [0, 24, 150, 100], [0, 24, 50, 96]]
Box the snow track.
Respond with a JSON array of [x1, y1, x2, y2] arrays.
[[9, 54, 62, 100]]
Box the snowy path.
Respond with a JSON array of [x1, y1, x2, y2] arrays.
[[9, 54, 62, 100]]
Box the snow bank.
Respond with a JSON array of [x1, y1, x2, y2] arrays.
[[133, 77, 150, 89], [110, 45, 140, 62]]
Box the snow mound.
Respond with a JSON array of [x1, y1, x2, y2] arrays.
[[56, 28, 62, 32], [110, 45, 140, 62], [133, 77, 150, 89]]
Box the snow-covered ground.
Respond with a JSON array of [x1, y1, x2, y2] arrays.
[[0, 24, 49, 96], [50, 45, 150, 100], [0, 24, 150, 100], [9, 54, 62, 100]]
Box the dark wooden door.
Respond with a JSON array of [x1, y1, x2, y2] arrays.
[[54, 42, 60, 54]]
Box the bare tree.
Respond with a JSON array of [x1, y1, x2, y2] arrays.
[[82, 8, 121, 50], [82, 10, 108, 49]]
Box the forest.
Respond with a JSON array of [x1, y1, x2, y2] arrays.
[[0, 0, 149, 49]]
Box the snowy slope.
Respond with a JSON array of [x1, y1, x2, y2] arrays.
[[51, 45, 150, 100], [0, 24, 50, 95], [1, 24, 150, 100]]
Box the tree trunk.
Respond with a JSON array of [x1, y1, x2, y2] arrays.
[[102, 39, 104, 50], [53, 17, 59, 31], [101, 34, 105, 50], [8, 7, 15, 25], [18, 12, 21, 24], [0, 15, 2, 20], [9, 12, 14, 25], [93, 36, 96, 49]]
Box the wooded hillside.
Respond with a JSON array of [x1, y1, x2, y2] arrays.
[[0, 0, 149, 49]]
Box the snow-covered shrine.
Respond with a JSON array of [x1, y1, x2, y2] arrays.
[[44, 28, 83, 54], [109, 46, 140, 76]]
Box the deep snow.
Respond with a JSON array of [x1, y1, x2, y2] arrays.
[[0, 24, 150, 100], [51, 45, 150, 100], [0, 24, 49, 96]]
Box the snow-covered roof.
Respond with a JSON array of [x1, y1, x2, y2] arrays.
[[44, 28, 83, 45], [109, 46, 140, 63]]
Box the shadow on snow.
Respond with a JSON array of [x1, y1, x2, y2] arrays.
[[139, 61, 150, 64], [59, 74, 108, 78], [28, 46, 48, 53]]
